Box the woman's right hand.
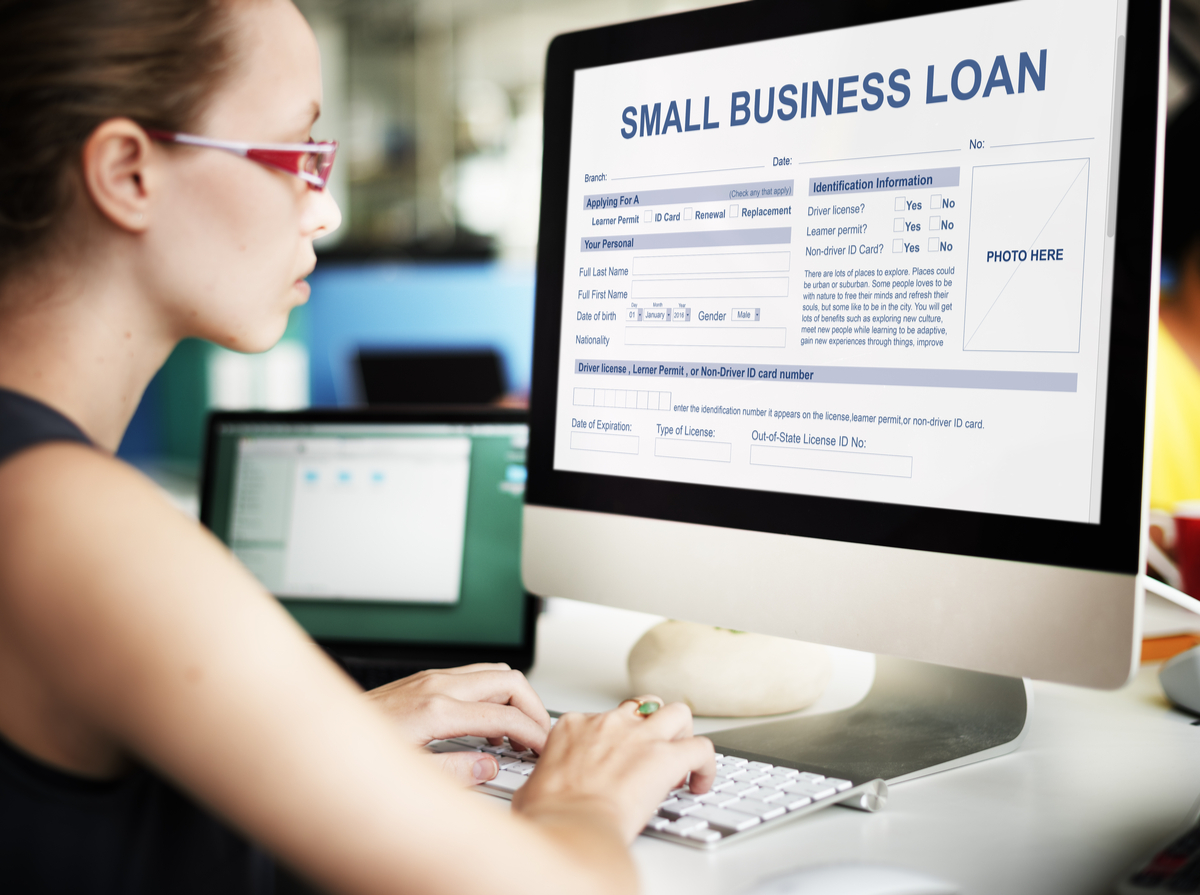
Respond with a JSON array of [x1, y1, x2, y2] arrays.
[[511, 696, 716, 843]]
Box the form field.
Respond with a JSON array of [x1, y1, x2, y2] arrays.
[[633, 251, 790, 276], [655, 438, 732, 462], [750, 445, 912, 478], [570, 432, 639, 454], [574, 387, 671, 410], [630, 277, 788, 300], [626, 326, 786, 348]]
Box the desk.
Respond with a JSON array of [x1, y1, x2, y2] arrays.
[[525, 597, 1200, 895]]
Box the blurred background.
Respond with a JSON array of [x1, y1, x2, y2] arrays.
[[121, 0, 1200, 510]]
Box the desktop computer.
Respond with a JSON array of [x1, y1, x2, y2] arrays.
[[522, 0, 1167, 782]]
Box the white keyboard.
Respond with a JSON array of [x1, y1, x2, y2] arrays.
[[429, 733, 887, 849]]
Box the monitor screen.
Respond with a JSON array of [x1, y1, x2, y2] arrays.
[[553, 0, 1127, 526], [204, 418, 530, 647]]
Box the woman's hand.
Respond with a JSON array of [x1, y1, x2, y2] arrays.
[[366, 663, 552, 785], [512, 696, 716, 843]]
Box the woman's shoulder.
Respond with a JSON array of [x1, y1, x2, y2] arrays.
[[0, 439, 200, 621], [0, 387, 90, 464], [0, 437, 160, 514]]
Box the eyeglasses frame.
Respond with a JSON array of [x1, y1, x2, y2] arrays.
[[145, 129, 338, 191]]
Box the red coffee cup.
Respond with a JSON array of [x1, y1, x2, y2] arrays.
[[1150, 502, 1200, 596]]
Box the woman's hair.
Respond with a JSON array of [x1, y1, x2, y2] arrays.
[[0, 0, 240, 280]]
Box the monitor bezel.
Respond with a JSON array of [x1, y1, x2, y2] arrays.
[[200, 406, 538, 672], [525, 0, 1161, 576]]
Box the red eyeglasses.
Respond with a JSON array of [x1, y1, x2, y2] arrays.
[[146, 130, 338, 191]]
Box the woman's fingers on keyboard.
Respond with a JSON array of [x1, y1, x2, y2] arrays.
[[639, 702, 694, 741], [429, 750, 501, 787], [428, 700, 551, 752], [513, 704, 717, 843], [675, 736, 717, 793], [447, 669, 552, 731], [369, 666, 552, 746]]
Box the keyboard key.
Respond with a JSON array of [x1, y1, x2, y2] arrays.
[[686, 827, 723, 843], [710, 777, 736, 792], [690, 806, 761, 833], [507, 761, 537, 776], [756, 788, 786, 803], [796, 772, 826, 783], [824, 777, 853, 793], [645, 816, 671, 832], [745, 761, 774, 772], [782, 793, 813, 810], [725, 782, 761, 797], [663, 817, 708, 836], [772, 766, 801, 778], [659, 798, 703, 819], [697, 790, 742, 807], [719, 756, 748, 766], [726, 798, 786, 821], [782, 781, 836, 800], [487, 771, 528, 792]]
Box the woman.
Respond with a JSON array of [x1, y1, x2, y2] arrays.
[[0, 1, 715, 892]]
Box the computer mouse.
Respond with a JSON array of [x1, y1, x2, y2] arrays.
[[1161, 645, 1200, 715], [743, 863, 960, 895]]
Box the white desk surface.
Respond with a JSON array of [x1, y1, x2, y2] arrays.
[[524, 597, 1200, 895]]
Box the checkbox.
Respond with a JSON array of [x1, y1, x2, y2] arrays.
[[930, 193, 942, 211], [642, 207, 654, 225], [894, 196, 906, 212], [894, 218, 905, 232], [928, 238, 940, 253], [729, 204, 739, 218], [929, 215, 941, 230], [683, 207, 693, 221], [892, 239, 904, 253]]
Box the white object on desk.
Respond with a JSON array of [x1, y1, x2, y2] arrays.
[[744, 863, 958, 895], [628, 620, 832, 717]]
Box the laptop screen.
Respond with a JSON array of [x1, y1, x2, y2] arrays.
[[204, 417, 529, 647]]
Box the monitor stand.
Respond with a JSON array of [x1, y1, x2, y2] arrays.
[[707, 655, 1032, 785]]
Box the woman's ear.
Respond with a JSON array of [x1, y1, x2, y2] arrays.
[[80, 119, 154, 233]]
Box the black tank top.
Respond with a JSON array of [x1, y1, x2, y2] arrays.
[[0, 388, 276, 894]]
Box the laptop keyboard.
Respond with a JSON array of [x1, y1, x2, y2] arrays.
[[429, 730, 887, 849]]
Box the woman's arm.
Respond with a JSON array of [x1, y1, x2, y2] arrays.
[[0, 444, 712, 895]]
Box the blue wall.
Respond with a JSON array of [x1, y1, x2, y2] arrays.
[[307, 261, 536, 406]]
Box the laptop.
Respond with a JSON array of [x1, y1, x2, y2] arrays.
[[199, 407, 536, 689]]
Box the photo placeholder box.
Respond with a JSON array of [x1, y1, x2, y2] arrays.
[[963, 158, 1090, 353]]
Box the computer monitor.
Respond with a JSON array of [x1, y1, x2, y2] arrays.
[[201, 408, 536, 688], [523, 0, 1164, 778]]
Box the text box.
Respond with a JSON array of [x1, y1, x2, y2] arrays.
[[750, 445, 912, 477]]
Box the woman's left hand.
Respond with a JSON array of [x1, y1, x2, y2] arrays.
[[366, 663, 552, 785]]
